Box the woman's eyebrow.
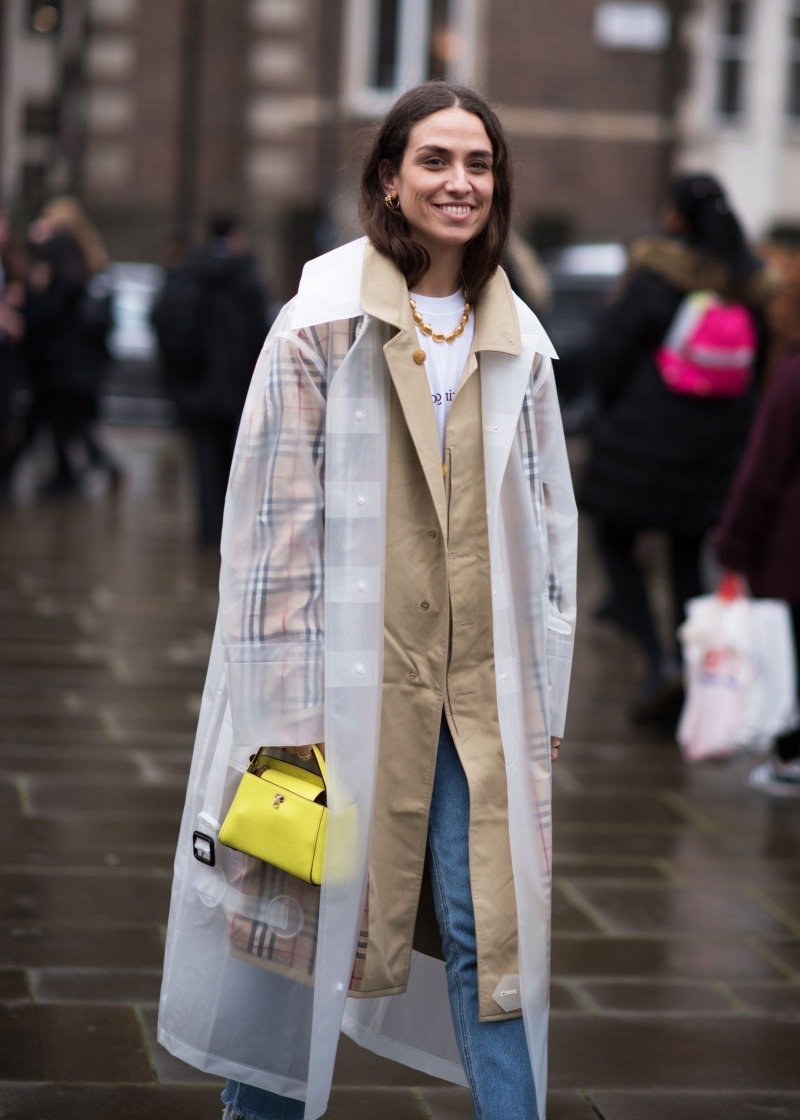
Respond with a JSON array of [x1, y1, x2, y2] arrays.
[[415, 144, 493, 159]]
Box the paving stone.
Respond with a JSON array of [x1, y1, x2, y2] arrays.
[[415, 1086, 473, 1120], [727, 983, 800, 1016], [30, 968, 163, 1003], [550, 1017, 800, 1089], [333, 1033, 446, 1086], [577, 980, 735, 1014], [0, 970, 29, 1000], [0, 842, 176, 870], [551, 980, 587, 1010], [0, 814, 180, 847], [588, 1091, 800, 1119], [0, 871, 171, 923], [325, 1087, 429, 1118], [23, 779, 186, 819], [0, 1004, 154, 1081], [0, 1084, 223, 1119], [553, 858, 670, 882], [0, 925, 166, 969], [551, 937, 787, 981], [572, 885, 796, 938], [552, 793, 685, 827]]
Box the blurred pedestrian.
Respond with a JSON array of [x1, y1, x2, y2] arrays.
[[580, 173, 772, 722], [715, 334, 800, 797], [152, 213, 267, 547], [504, 228, 551, 315], [24, 196, 117, 496], [0, 211, 27, 495]]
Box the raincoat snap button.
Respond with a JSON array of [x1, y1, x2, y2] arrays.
[[420, 601, 429, 611], [356, 495, 366, 506], [357, 580, 366, 591], [355, 410, 364, 420], [355, 664, 365, 675], [428, 530, 437, 539], [413, 349, 426, 365]]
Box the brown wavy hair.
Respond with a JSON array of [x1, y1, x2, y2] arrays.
[[359, 82, 511, 301]]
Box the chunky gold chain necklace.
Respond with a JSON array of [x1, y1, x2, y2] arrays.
[[409, 291, 472, 344]]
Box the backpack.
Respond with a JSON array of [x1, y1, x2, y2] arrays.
[[656, 291, 756, 399]]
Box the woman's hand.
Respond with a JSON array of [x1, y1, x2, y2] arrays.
[[285, 743, 324, 761], [551, 737, 560, 762]]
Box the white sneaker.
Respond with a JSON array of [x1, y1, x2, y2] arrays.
[[746, 757, 800, 799]]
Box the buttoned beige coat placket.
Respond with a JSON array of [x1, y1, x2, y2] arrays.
[[351, 246, 522, 1022]]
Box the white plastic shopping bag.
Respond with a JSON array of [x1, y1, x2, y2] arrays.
[[677, 577, 798, 762]]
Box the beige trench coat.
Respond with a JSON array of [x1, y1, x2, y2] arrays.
[[354, 245, 524, 1021]]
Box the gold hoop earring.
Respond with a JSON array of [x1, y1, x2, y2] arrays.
[[384, 194, 400, 210]]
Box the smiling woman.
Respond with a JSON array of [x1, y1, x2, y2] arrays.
[[159, 80, 576, 1120]]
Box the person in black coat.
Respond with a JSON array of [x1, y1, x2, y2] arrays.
[[24, 197, 116, 495], [152, 213, 268, 547], [580, 174, 772, 721], [0, 212, 27, 495]]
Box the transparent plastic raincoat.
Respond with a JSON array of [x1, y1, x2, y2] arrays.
[[158, 237, 578, 1119]]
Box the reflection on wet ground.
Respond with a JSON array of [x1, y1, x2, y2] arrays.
[[0, 429, 798, 1119]]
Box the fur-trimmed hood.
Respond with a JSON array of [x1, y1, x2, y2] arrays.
[[628, 236, 777, 306]]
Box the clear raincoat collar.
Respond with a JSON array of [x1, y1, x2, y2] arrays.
[[291, 236, 557, 360]]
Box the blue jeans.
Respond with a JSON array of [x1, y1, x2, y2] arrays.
[[222, 719, 538, 1120]]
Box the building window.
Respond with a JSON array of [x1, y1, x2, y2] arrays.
[[373, 0, 400, 89], [789, 0, 800, 118], [22, 163, 49, 206], [345, 0, 472, 114], [27, 1, 61, 33], [716, 0, 749, 118], [24, 101, 59, 136], [428, 0, 451, 81]]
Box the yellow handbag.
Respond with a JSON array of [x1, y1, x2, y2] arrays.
[[219, 745, 327, 886]]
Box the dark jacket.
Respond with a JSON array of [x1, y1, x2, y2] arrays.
[[24, 232, 109, 398], [152, 243, 267, 422], [715, 339, 800, 604], [579, 237, 771, 535]]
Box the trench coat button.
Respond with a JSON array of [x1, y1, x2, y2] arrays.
[[408, 671, 418, 680], [428, 530, 437, 539], [420, 601, 429, 610], [413, 349, 426, 365]]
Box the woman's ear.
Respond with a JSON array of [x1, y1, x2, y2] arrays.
[[378, 158, 397, 198]]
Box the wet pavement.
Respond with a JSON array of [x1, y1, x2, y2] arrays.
[[0, 427, 798, 1120]]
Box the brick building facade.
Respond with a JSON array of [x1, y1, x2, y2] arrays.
[[1, 0, 689, 294]]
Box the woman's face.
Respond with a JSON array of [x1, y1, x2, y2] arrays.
[[380, 107, 495, 258]]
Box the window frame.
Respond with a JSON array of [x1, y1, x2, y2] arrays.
[[342, 0, 477, 117], [788, 0, 800, 121], [714, 0, 750, 123]]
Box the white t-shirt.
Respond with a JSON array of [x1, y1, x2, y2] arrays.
[[410, 289, 475, 456]]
